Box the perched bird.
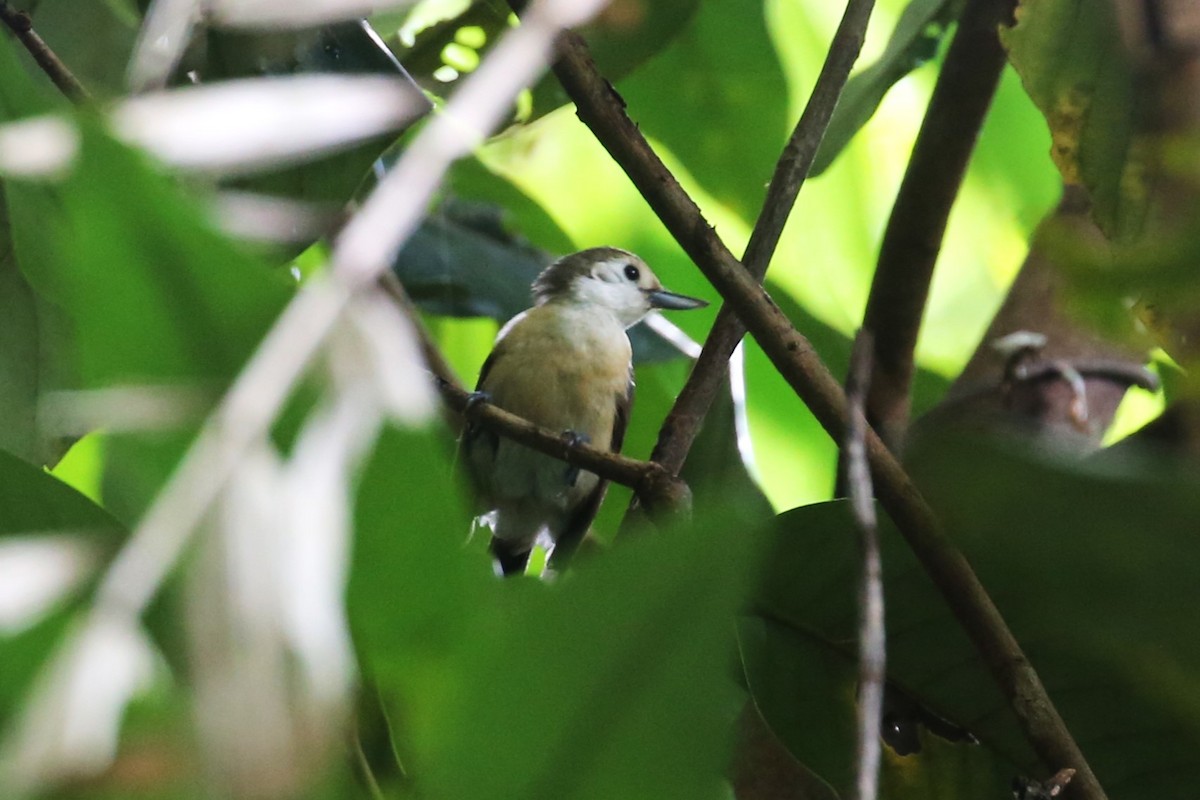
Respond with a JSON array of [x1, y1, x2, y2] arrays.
[[461, 247, 707, 576]]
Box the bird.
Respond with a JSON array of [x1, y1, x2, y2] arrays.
[[460, 247, 707, 576]]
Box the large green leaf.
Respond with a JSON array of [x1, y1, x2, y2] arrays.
[[742, 501, 1019, 799], [350, 421, 766, 799], [747, 434, 1200, 799], [0, 193, 75, 466], [810, 0, 961, 177], [1000, 0, 1141, 239], [421, 505, 761, 799]]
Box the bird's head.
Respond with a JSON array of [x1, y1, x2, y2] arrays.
[[532, 247, 708, 328]]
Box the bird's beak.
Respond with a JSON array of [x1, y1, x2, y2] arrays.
[[647, 289, 708, 311]]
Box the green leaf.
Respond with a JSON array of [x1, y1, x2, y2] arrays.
[[3, 114, 291, 519], [351, 419, 765, 799], [811, 0, 961, 177], [1000, 0, 1141, 238], [742, 501, 1022, 798], [0, 447, 125, 724], [748, 434, 1200, 800], [614, 0, 789, 222], [423, 504, 761, 799], [0, 192, 75, 465]]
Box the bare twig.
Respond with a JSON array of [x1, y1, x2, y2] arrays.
[[844, 330, 884, 800], [641, 0, 876, 484], [0, 1, 91, 103], [859, 0, 1015, 448], [546, 28, 1107, 800], [437, 379, 691, 517]]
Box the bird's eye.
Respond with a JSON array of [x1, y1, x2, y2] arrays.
[[623, 263, 640, 281]]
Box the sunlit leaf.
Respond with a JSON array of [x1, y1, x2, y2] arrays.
[[810, 0, 961, 177], [615, 0, 789, 222]]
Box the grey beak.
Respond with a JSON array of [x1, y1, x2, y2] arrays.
[[647, 289, 708, 311]]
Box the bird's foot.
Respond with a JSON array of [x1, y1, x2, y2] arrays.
[[561, 429, 591, 448], [561, 429, 590, 486], [464, 390, 492, 417]]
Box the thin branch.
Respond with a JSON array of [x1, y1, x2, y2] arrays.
[[859, 0, 1015, 448], [844, 330, 884, 800], [0, 2, 90, 104], [437, 379, 692, 517], [642, 0, 876, 483], [546, 28, 1108, 800]]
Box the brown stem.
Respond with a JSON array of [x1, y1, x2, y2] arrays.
[[0, 2, 91, 104], [546, 28, 1107, 800], [859, 0, 1015, 448], [643, 0, 876, 484]]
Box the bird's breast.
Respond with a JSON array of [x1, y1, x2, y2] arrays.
[[481, 304, 632, 447]]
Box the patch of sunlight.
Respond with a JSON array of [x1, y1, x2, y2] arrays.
[[425, 315, 499, 386], [746, 395, 836, 512], [50, 432, 105, 504], [1104, 369, 1167, 446]]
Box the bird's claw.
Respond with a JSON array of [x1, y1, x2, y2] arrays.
[[464, 390, 492, 416], [561, 429, 590, 486], [561, 429, 591, 448]]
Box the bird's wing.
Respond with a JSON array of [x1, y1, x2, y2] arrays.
[[548, 368, 635, 571]]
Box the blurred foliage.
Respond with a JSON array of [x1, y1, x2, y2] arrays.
[[0, 0, 1188, 799]]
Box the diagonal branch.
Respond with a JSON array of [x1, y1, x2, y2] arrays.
[[859, 0, 1015, 448], [0, 2, 90, 104], [642, 0, 875, 486], [544, 26, 1108, 800]]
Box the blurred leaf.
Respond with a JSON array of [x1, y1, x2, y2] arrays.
[[347, 422, 492, 789], [4, 118, 291, 520], [1000, 0, 1142, 238], [0, 447, 124, 724], [811, 0, 961, 177], [422, 499, 762, 799], [393, 158, 690, 363], [200, 21, 431, 222], [615, 0, 789, 222], [8, 128, 291, 387], [0, 191, 75, 465]]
